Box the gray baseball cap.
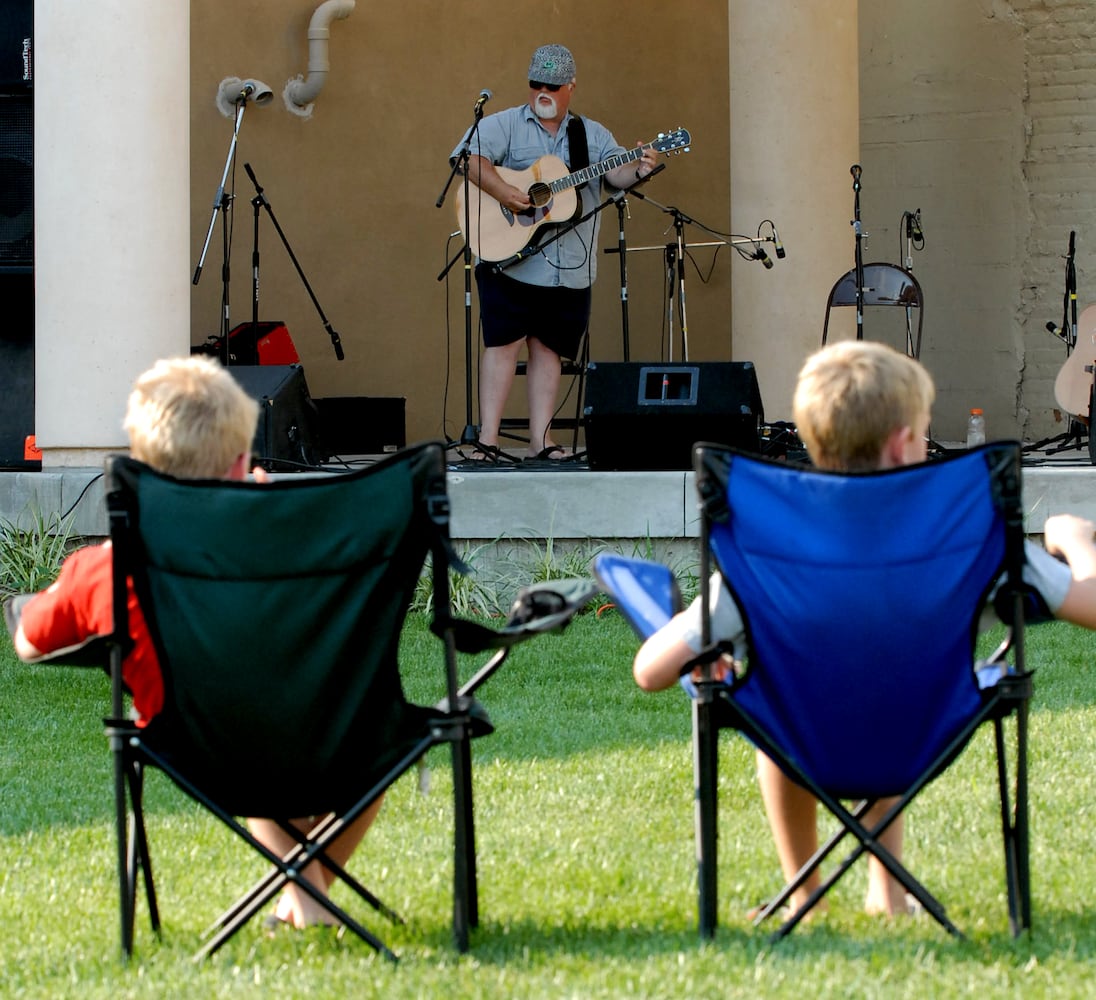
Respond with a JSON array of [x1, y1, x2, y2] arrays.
[[528, 44, 576, 85]]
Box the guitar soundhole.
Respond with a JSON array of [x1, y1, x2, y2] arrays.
[[528, 182, 552, 210]]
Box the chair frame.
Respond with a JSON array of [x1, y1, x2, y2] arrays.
[[690, 441, 1031, 942], [821, 261, 925, 359], [100, 443, 583, 962]]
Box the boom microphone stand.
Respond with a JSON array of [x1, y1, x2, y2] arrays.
[[193, 100, 248, 365], [242, 162, 344, 361]]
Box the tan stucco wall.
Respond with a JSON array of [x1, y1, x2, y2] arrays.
[[188, 1, 733, 447]]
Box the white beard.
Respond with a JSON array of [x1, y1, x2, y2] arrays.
[[533, 95, 558, 120]]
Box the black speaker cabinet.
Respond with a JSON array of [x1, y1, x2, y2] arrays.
[[228, 364, 322, 472], [0, 268, 34, 468], [312, 396, 406, 457], [0, 0, 31, 93], [584, 361, 764, 470]]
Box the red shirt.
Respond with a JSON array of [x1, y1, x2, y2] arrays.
[[20, 543, 163, 724]]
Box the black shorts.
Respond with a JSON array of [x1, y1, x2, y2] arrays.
[[475, 264, 590, 361]]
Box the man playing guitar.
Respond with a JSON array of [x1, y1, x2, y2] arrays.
[[450, 43, 659, 463]]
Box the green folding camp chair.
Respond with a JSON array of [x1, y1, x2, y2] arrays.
[[7, 441, 592, 961]]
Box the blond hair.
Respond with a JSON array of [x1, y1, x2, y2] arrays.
[[123, 356, 258, 478], [793, 340, 935, 471]]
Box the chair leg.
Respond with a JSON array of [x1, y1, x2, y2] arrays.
[[126, 759, 160, 936], [692, 697, 719, 939], [451, 723, 477, 952], [996, 707, 1032, 936]]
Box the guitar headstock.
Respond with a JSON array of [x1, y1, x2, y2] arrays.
[[652, 128, 691, 156]]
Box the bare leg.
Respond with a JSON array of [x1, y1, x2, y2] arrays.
[[525, 335, 564, 456], [248, 795, 384, 928], [862, 798, 908, 915], [477, 340, 525, 449], [756, 750, 824, 912]]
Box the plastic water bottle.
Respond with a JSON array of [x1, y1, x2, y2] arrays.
[[966, 408, 986, 448]]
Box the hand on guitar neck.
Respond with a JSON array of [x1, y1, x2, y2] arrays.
[[1054, 303, 1096, 425]]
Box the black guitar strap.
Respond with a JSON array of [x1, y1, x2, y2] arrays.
[[566, 114, 589, 190]]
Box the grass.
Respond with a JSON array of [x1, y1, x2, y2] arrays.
[[1, 611, 1096, 997]]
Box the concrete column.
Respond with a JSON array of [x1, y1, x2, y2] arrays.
[[728, 0, 859, 423], [34, 0, 190, 467]]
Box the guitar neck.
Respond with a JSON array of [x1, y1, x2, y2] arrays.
[[550, 144, 650, 195]]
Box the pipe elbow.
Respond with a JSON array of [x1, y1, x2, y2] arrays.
[[284, 0, 355, 116]]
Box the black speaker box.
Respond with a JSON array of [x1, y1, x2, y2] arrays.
[[0, 268, 34, 468], [228, 364, 322, 472], [312, 396, 406, 457], [584, 361, 764, 470], [0, 0, 31, 92]]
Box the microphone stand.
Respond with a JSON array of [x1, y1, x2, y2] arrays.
[[601, 165, 666, 362], [435, 101, 487, 453], [242, 162, 344, 361], [850, 164, 865, 341], [193, 101, 248, 365], [621, 188, 774, 363]]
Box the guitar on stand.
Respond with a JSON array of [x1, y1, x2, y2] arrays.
[[1029, 230, 1094, 461], [1053, 302, 1096, 462], [456, 128, 691, 262]]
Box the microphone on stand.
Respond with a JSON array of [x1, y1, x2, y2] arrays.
[[755, 247, 774, 270], [473, 88, 492, 114], [1047, 320, 1065, 339], [237, 80, 274, 105], [907, 209, 924, 242], [215, 77, 274, 117], [772, 224, 786, 259]]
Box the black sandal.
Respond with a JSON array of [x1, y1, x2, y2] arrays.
[[462, 443, 520, 465]]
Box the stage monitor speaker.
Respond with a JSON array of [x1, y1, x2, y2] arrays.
[[584, 361, 764, 471], [312, 396, 406, 457], [228, 364, 323, 472]]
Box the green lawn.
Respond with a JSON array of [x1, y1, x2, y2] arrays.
[[1, 611, 1095, 998]]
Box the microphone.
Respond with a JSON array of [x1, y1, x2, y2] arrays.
[[755, 247, 774, 270], [1047, 320, 1064, 338], [772, 225, 786, 259], [237, 79, 274, 105], [473, 88, 492, 114], [215, 77, 274, 117], [850, 163, 862, 190], [908, 208, 924, 242]]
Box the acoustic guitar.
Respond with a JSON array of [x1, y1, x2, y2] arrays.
[[1054, 302, 1096, 423], [456, 128, 691, 262]]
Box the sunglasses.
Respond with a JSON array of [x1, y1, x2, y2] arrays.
[[529, 80, 563, 92]]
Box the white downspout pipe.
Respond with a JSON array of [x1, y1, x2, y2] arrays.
[[283, 0, 355, 119]]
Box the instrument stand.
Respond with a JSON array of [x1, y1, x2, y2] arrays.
[[193, 102, 248, 365], [435, 105, 488, 454], [241, 163, 344, 361], [1025, 230, 1089, 457]]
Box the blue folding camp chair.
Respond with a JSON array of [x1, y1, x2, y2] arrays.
[[599, 441, 1032, 942]]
